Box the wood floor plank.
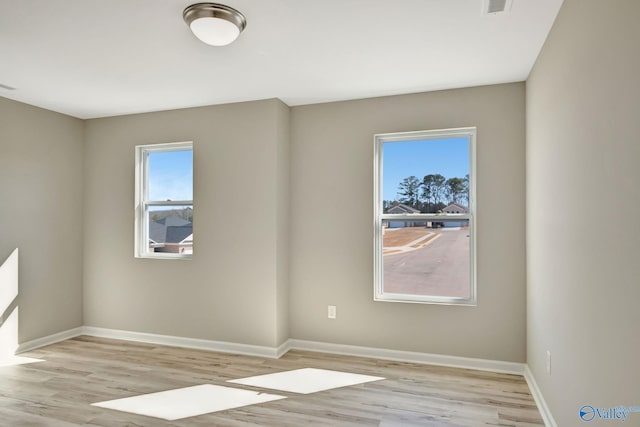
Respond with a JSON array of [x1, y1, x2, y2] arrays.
[[0, 336, 544, 426]]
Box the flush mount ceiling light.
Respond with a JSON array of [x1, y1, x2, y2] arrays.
[[183, 3, 247, 46]]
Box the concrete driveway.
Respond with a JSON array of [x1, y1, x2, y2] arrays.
[[383, 228, 470, 298]]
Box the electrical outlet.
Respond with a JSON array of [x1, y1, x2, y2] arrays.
[[546, 350, 551, 375], [328, 305, 336, 319]]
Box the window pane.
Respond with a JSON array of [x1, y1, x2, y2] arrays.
[[382, 219, 470, 298], [148, 149, 193, 201], [382, 138, 469, 213], [148, 206, 193, 255]]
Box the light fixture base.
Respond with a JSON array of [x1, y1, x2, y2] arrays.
[[183, 3, 247, 46]]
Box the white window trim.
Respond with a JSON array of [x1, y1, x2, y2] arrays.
[[373, 127, 477, 305], [135, 141, 193, 260]]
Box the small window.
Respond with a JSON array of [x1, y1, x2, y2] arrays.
[[374, 128, 476, 305], [135, 142, 193, 259]]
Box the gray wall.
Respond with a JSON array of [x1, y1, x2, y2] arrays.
[[526, 0, 640, 424], [290, 84, 526, 362], [0, 96, 84, 343], [83, 99, 290, 348]]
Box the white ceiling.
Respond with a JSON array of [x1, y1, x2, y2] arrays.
[[0, 0, 563, 119]]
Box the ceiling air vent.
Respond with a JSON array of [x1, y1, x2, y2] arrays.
[[482, 0, 513, 15]]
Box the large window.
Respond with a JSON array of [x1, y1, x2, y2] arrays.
[[135, 142, 193, 259], [374, 128, 476, 305]]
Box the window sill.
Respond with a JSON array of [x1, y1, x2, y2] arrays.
[[135, 254, 192, 260], [374, 293, 477, 306]]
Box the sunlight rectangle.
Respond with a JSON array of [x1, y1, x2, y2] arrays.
[[92, 384, 286, 420], [0, 249, 18, 316], [0, 307, 19, 358], [228, 368, 384, 394], [0, 249, 19, 359]]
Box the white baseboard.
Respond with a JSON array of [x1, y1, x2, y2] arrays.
[[18, 327, 526, 375], [276, 338, 292, 358], [288, 339, 525, 375], [524, 365, 557, 427], [82, 326, 282, 359], [17, 326, 84, 353]]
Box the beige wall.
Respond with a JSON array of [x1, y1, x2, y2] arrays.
[[7, 84, 526, 363], [290, 84, 526, 361], [5, 83, 527, 364], [5, 81, 528, 364], [526, 0, 640, 424], [0, 97, 84, 342], [83, 99, 290, 347], [274, 101, 291, 345]]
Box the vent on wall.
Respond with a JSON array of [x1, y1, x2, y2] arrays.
[[482, 0, 513, 15]]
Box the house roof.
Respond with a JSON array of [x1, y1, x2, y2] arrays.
[[165, 226, 193, 245], [387, 203, 421, 214], [149, 216, 192, 244], [156, 216, 190, 227], [442, 203, 469, 213]]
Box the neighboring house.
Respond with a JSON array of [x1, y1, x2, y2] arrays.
[[178, 234, 193, 254], [386, 203, 426, 228], [441, 203, 469, 214], [149, 216, 193, 253], [384, 202, 470, 229], [439, 203, 469, 228], [386, 203, 420, 214]]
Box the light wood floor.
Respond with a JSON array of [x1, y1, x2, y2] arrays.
[[0, 336, 544, 426]]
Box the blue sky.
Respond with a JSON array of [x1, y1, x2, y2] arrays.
[[148, 149, 193, 201], [382, 137, 469, 201]]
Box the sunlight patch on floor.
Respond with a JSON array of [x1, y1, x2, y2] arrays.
[[92, 384, 286, 420], [228, 368, 385, 394], [0, 356, 44, 368]]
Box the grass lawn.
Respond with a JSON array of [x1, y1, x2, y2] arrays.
[[383, 226, 436, 248]]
